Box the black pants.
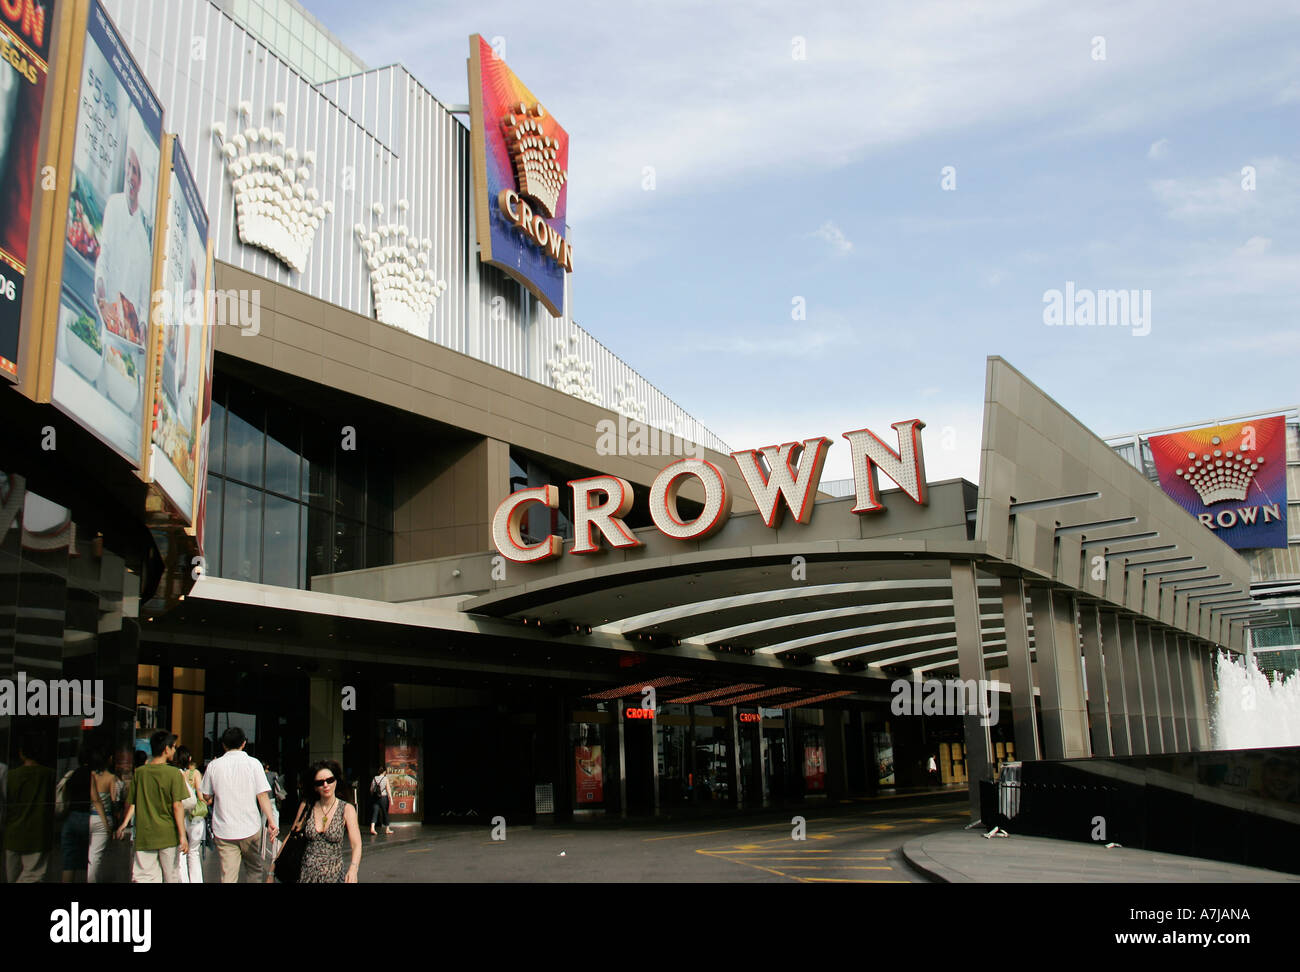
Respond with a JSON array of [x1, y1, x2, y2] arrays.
[[370, 795, 390, 828]]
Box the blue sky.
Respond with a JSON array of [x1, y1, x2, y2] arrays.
[[305, 0, 1300, 482]]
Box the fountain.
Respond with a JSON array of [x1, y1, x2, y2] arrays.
[[1210, 651, 1300, 750]]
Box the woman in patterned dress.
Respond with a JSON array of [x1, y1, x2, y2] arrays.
[[297, 761, 362, 883]]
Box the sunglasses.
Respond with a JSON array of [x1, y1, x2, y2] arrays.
[[313, 777, 336, 787]]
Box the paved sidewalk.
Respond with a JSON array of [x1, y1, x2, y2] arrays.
[[903, 829, 1300, 883]]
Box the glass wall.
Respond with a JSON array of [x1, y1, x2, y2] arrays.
[[202, 374, 395, 589], [229, 0, 366, 83]]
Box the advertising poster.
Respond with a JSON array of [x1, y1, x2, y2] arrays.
[[467, 33, 570, 317], [50, 0, 163, 465], [0, 0, 55, 380], [385, 743, 420, 816], [873, 731, 895, 786], [575, 744, 604, 804], [193, 242, 214, 562], [149, 138, 208, 523], [1148, 416, 1288, 550], [803, 745, 826, 792]]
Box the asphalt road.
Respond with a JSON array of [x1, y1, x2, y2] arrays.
[[358, 791, 970, 883]]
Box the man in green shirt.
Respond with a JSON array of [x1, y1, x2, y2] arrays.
[[115, 731, 189, 883], [3, 731, 54, 883]]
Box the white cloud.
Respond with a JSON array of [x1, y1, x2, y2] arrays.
[[1147, 138, 1170, 160], [1149, 157, 1291, 220], [813, 221, 853, 254]]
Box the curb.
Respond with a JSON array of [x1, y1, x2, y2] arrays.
[[901, 834, 970, 883]]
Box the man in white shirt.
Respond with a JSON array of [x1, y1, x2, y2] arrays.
[[200, 727, 278, 883], [93, 147, 152, 343]]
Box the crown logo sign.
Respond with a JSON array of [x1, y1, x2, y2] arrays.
[[354, 201, 447, 336], [501, 102, 566, 218], [212, 101, 333, 273], [1174, 436, 1265, 506]]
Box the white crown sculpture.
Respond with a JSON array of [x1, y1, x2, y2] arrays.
[[354, 201, 447, 336], [501, 102, 566, 217], [212, 101, 333, 273], [548, 333, 601, 404], [1174, 435, 1264, 506]]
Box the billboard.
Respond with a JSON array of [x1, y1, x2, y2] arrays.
[[468, 33, 571, 317], [0, 0, 56, 380], [1148, 416, 1288, 550], [148, 137, 209, 524], [50, 0, 163, 465]]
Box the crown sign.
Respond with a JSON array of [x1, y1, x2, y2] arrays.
[[355, 200, 447, 336], [501, 102, 566, 218], [1174, 435, 1264, 506], [212, 102, 333, 273]]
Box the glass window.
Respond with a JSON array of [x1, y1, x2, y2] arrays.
[[221, 483, 262, 583], [302, 421, 334, 510], [336, 448, 365, 519], [334, 517, 364, 574], [265, 409, 300, 499], [306, 508, 332, 583], [262, 494, 300, 588], [367, 453, 393, 528], [366, 527, 393, 569], [203, 475, 224, 577], [225, 386, 264, 487], [208, 398, 227, 476]]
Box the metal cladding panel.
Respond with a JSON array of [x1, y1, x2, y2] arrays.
[[100, 0, 724, 453]]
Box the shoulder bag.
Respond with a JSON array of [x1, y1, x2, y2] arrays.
[[274, 802, 309, 884]]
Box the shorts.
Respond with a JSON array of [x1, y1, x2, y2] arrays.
[[61, 810, 91, 871]]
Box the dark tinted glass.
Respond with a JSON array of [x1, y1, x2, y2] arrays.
[[262, 493, 300, 588], [225, 386, 264, 487], [203, 475, 223, 577], [265, 406, 300, 499], [221, 482, 262, 582]]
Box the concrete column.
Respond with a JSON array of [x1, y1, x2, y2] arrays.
[[952, 562, 991, 818], [1201, 643, 1219, 750], [1029, 587, 1091, 759], [1079, 602, 1112, 756], [1135, 625, 1164, 753], [309, 676, 344, 764], [999, 575, 1041, 762], [1118, 618, 1149, 754], [1189, 640, 1211, 750], [616, 704, 628, 819], [1099, 612, 1131, 755]]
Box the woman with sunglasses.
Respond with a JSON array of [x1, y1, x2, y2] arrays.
[[293, 761, 361, 883]]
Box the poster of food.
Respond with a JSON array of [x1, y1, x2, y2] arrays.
[[149, 138, 208, 522], [0, 0, 56, 380], [50, 0, 163, 465], [385, 743, 420, 817], [574, 744, 604, 804]]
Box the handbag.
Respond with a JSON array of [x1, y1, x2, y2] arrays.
[[188, 770, 208, 819], [273, 802, 309, 884]]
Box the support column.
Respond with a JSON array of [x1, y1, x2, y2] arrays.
[[1029, 587, 1091, 759], [1201, 643, 1219, 750], [1135, 624, 1164, 753], [309, 676, 344, 764], [1118, 618, 1149, 754], [1100, 612, 1131, 755], [1168, 635, 1190, 752], [952, 562, 991, 819], [1185, 640, 1209, 750], [1000, 575, 1041, 762], [1079, 602, 1112, 756], [616, 704, 628, 819], [1159, 631, 1180, 753]]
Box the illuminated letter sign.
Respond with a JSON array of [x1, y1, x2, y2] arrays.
[[842, 420, 928, 514], [467, 34, 571, 316], [569, 475, 640, 555], [625, 707, 655, 720], [649, 459, 731, 541], [729, 437, 830, 528], [491, 486, 562, 564]]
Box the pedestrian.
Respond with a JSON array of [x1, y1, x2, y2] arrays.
[[170, 746, 206, 883], [200, 727, 278, 883], [88, 748, 116, 883], [114, 731, 189, 883], [59, 746, 96, 883], [369, 765, 393, 835], [3, 731, 54, 883], [294, 761, 361, 883]]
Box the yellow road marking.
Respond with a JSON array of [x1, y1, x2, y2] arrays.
[[803, 877, 909, 883], [778, 865, 893, 870]]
